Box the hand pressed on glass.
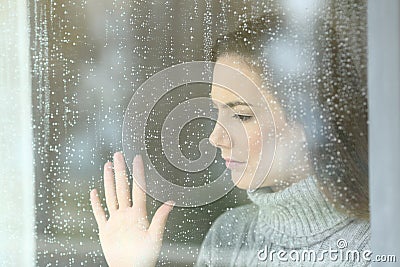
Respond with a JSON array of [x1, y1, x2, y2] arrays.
[[90, 152, 175, 267]]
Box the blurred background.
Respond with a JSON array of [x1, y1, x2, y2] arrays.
[[1, 0, 368, 266]]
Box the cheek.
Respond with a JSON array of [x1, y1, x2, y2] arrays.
[[248, 121, 276, 164], [246, 126, 263, 155]]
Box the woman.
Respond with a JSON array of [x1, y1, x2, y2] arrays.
[[90, 14, 370, 266]]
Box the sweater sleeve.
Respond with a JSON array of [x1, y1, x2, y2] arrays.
[[194, 210, 226, 267], [194, 204, 257, 267], [194, 222, 214, 267]]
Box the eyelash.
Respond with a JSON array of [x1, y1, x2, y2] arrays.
[[211, 107, 253, 122], [233, 114, 253, 122]]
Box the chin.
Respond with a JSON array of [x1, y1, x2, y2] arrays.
[[230, 172, 248, 189], [231, 171, 272, 190], [233, 181, 251, 190], [230, 173, 263, 190]]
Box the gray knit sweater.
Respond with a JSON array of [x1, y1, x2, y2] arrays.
[[195, 175, 370, 266]]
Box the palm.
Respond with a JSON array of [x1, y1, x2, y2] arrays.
[[90, 153, 174, 267], [99, 209, 154, 266]]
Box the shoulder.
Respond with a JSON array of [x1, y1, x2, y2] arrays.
[[346, 218, 370, 249], [327, 217, 370, 248], [339, 218, 371, 266], [208, 203, 258, 240], [323, 218, 370, 259]]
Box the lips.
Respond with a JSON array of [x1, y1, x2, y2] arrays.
[[224, 158, 245, 169]]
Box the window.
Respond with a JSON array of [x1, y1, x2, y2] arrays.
[[1, 0, 399, 266]]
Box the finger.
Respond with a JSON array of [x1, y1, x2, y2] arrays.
[[90, 188, 107, 230], [113, 152, 131, 208], [132, 155, 147, 219], [104, 161, 118, 213], [148, 201, 174, 242]]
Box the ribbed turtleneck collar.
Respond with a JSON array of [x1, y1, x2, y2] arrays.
[[247, 175, 354, 247]]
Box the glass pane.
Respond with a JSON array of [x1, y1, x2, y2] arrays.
[[31, 0, 368, 266]]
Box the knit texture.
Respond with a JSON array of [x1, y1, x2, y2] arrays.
[[195, 175, 370, 266]]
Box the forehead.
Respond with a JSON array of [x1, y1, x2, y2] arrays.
[[210, 56, 267, 107], [210, 85, 245, 105]]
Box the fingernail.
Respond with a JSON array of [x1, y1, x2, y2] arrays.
[[114, 151, 123, 157], [133, 154, 141, 163], [166, 200, 175, 207], [105, 161, 112, 169]]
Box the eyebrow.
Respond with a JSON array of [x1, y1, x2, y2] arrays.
[[226, 101, 253, 108], [213, 101, 253, 109]]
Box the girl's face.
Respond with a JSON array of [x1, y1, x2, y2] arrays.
[[209, 55, 312, 191]]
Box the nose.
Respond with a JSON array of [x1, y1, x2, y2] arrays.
[[209, 121, 231, 149]]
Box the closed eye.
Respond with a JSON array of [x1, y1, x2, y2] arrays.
[[233, 114, 253, 122]]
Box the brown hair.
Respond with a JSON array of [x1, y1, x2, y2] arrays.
[[211, 14, 369, 220]]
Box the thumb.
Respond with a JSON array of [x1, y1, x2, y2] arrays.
[[148, 201, 175, 242]]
